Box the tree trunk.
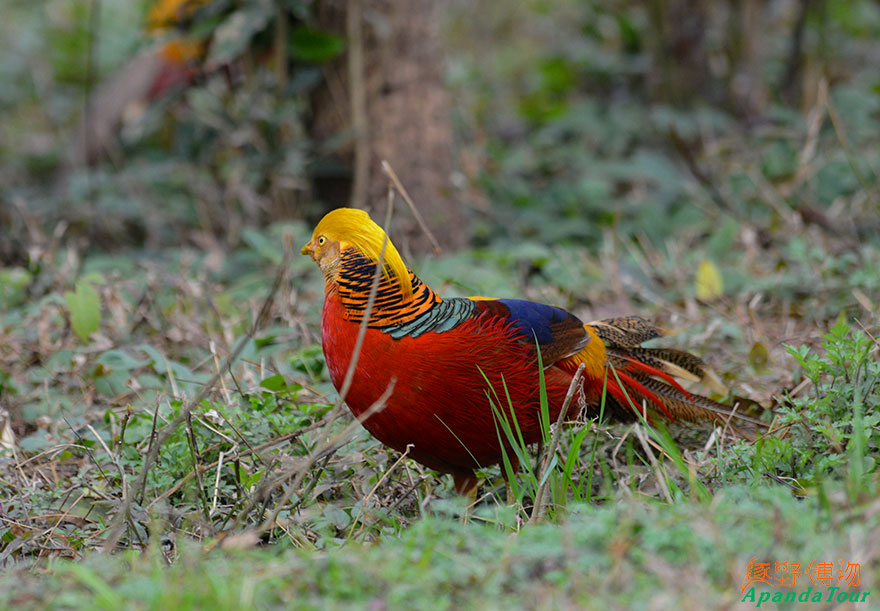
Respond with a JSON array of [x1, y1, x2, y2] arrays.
[[647, 0, 712, 106], [313, 0, 463, 253]]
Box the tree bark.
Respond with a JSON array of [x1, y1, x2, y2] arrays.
[[648, 0, 711, 106], [313, 0, 464, 253]]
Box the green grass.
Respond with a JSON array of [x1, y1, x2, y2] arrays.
[[3, 484, 878, 610], [2, 220, 879, 606]]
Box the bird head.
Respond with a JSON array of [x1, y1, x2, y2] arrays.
[[302, 208, 413, 295]]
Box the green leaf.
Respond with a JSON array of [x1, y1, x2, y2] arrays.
[[0, 267, 31, 290], [65, 279, 101, 343], [18, 432, 53, 452], [323, 505, 350, 530], [260, 374, 286, 392], [96, 349, 150, 371], [289, 26, 345, 63], [748, 342, 769, 372], [254, 333, 278, 349], [694, 260, 723, 301]]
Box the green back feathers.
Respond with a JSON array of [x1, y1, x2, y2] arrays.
[[312, 208, 413, 296]]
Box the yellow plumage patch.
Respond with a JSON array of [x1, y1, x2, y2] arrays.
[[311, 208, 413, 296], [561, 325, 608, 382]]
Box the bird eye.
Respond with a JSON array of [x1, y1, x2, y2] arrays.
[[317, 236, 326, 246]]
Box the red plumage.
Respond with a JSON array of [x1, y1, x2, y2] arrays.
[[305, 208, 762, 495], [322, 290, 574, 480]]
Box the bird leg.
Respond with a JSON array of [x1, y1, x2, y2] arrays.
[[453, 472, 478, 499]]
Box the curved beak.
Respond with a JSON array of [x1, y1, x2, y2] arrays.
[[301, 241, 313, 257]]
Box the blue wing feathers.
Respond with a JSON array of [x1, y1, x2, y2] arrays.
[[496, 299, 573, 344]]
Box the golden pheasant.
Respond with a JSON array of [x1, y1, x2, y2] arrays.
[[303, 208, 759, 495]]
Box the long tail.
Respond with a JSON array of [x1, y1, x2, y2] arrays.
[[585, 317, 765, 428]]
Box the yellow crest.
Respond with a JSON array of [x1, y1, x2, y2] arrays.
[[311, 208, 413, 295]]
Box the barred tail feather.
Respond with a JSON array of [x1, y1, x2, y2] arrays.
[[635, 376, 765, 426], [622, 347, 728, 395], [586, 316, 764, 429]]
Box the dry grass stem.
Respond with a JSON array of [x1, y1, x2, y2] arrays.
[[381, 160, 442, 255], [530, 362, 586, 524], [102, 231, 295, 552]]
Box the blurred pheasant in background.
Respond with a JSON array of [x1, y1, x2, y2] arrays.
[[302, 208, 763, 495]]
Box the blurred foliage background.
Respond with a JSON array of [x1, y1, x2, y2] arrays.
[[3, 0, 879, 255], [451, 0, 880, 245]]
